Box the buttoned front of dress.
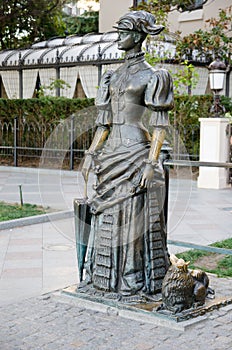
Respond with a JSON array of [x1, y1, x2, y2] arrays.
[[95, 53, 174, 129], [109, 55, 152, 125]]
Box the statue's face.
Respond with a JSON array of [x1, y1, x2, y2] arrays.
[[117, 30, 137, 51]]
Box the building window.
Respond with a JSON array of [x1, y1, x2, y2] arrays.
[[133, 1, 148, 7], [195, 0, 205, 8], [133, 1, 207, 11], [179, 0, 208, 12]]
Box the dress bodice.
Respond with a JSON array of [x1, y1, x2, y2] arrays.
[[95, 52, 174, 128], [109, 55, 152, 126]]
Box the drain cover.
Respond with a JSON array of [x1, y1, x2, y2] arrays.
[[221, 207, 232, 212], [43, 244, 74, 251]]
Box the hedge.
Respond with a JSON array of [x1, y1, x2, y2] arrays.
[[171, 95, 231, 126], [0, 95, 231, 163], [0, 97, 95, 122], [0, 95, 231, 124]]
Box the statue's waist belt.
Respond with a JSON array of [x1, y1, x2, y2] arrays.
[[109, 124, 150, 145]]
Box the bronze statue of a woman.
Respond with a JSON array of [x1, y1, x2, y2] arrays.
[[77, 10, 174, 302]]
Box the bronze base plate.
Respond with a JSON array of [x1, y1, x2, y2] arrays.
[[60, 284, 232, 329]]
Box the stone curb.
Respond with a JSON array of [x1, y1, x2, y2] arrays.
[[0, 210, 74, 230]]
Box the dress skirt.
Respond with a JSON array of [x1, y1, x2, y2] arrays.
[[85, 127, 170, 296]]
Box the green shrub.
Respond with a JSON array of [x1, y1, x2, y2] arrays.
[[0, 97, 94, 122], [169, 95, 232, 157]]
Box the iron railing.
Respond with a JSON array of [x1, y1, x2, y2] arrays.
[[0, 112, 97, 169], [0, 116, 201, 169], [0, 115, 231, 185]]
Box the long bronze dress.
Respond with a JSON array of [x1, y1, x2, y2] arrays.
[[84, 52, 173, 297]]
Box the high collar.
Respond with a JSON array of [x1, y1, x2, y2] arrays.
[[125, 51, 145, 67]]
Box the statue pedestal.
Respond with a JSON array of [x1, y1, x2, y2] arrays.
[[197, 118, 230, 189], [61, 282, 232, 329]]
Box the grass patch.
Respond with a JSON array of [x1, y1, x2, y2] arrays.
[[176, 238, 232, 278], [208, 256, 232, 278], [0, 201, 46, 222], [211, 238, 232, 250]]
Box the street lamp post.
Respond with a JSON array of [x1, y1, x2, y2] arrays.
[[198, 58, 230, 189], [208, 58, 227, 117]]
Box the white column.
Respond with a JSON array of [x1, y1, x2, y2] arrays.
[[197, 118, 230, 189]]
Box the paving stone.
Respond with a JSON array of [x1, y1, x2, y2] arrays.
[[214, 336, 232, 345], [1, 171, 232, 349]]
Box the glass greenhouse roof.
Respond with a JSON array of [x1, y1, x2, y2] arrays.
[[60, 44, 97, 63], [23, 48, 53, 65], [0, 31, 122, 67], [0, 50, 15, 65], [0, 31, 176, 67], [81, 33, 103, 43], [6, 49, 32, 66], [63, 36, 83, 45], [79, 42, 121, 61]]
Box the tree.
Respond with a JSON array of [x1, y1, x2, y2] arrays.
[[63, 10, 99, 36], [0, 0, 69, 49], [132, 1, 208, 26], [176, 7, 232, 64], [133, 2, 231, 65]]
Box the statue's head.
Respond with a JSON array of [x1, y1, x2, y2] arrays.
[[113, 11, 164, 52], [170, 254, 190, 273]]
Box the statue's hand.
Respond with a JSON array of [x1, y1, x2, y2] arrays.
[[140, 163, 155, 188], [81, 154, 92, 183], [140, 161, 164, 188]]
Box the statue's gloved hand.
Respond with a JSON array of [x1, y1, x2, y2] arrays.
[[81, 154, 92, 183], [140, 163, 155, 188], [140, 161, 164, 189]]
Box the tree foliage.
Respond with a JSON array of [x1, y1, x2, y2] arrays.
[[176, 7, 232, 64], [134, 2, 231, 64], [0, 0, 68, 49], [63, 10, 99, 36], [145, 53, 199, 95], [132, 1, 207, 26]]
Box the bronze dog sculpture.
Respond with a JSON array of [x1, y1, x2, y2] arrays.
[[158, 254, 214, 314]]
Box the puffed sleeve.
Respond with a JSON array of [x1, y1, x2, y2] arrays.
[[145, 68, 174, 127], [95, 70, 114, 127]]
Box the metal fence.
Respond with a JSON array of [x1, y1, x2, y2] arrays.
[[170, 125, 200, 161], [0, 109, 97, 169], [0, 114, 201, 169], [1, 114, 231, 184]]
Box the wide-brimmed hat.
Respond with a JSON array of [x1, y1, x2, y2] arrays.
[[113, 10, 164, 35]]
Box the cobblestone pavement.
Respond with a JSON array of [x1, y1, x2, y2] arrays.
[[0, 292, 231, 350], [0, 168, 232, 349]]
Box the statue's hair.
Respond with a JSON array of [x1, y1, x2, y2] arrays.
[[113, 11, 164, 36]]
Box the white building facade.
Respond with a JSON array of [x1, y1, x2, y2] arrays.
[[99, 0, 231, 35]]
